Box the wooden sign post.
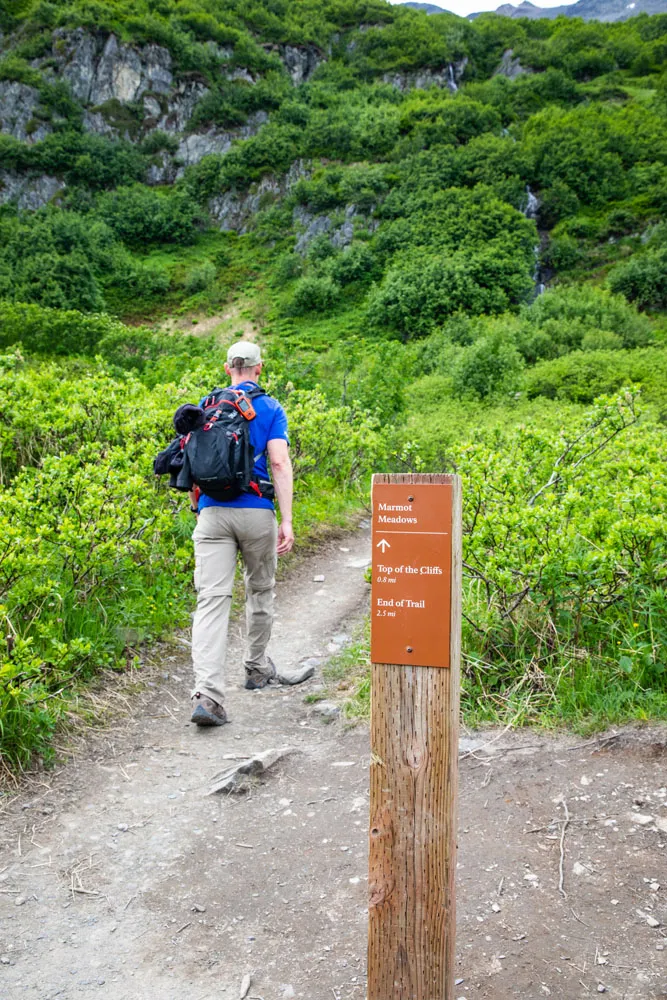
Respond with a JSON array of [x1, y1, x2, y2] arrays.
[[368, 473, 462, 1000]]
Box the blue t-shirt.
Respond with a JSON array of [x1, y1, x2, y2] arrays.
[[197, 381, 289, 511]]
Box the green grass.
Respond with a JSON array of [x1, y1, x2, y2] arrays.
[[320, 617, 667, 735]]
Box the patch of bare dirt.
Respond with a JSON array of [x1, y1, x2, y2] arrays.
[[0, 528, 666, 1000], [161, 299, 262, 340]]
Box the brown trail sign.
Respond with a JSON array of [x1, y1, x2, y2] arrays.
[[368, 473, 462, 1000]]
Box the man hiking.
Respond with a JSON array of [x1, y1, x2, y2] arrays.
[[189, 341, 294, 727]]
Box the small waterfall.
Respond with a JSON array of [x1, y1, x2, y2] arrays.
[[447, 64, 458, 93], [531, 244, 548, 300], [523, 184, 540, 221]]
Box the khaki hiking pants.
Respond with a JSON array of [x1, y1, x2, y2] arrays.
[[191, 506, 277, 707]]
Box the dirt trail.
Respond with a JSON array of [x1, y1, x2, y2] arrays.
[[1, 527, 666, 1000]]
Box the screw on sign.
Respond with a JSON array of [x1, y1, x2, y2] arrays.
[[368, 474, 462, 1000]]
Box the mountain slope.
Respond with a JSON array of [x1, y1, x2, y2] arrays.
[[400, 2, 454, 12], [470, 0, 667, 19]]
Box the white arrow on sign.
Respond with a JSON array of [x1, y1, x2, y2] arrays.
[[376, 538, 391, 553]]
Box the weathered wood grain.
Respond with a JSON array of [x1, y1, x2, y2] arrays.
[[368, 473, 461, 1000]]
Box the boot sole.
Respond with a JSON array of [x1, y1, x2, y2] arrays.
[[191, 706, 228, 726]]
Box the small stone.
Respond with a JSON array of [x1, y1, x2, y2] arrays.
[[192, 903, 206, 913], [655, 817, 667, 833], [572, 861, 588, 876], [656, 943, 665, 951], [312, 700, 340, 720], [523, 873, 539, 883], [277, 662, 315, 686], [299, 657, 323, 670], [597, 985, 606, 993], [631, 813, 654, 826], [491, 902, 501, 912], [0, 956, 10, 965], [14, 896, 26, 906], [117, 823, 129, 832], [646, 915, 661, 928], [312, 575, 325, 583], [650, 882, 660, 891], [580, 775, 592, 786]]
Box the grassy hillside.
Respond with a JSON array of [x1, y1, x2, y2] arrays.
[[1, 0, 666, 768]]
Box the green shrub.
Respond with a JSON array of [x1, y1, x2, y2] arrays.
[[367, 249, 534, 338], [288, 276, 340, 315], [523, 348, 667, 404], [523, 285, 652, 350], [0, 300, 124, 355], [96, 185, 206, 247], [542, 234, 581, 271], [327, 243, 379, 286], [608, 249, 667, 310], [580, 329, 623, 352], [184, 261, 216, 294], [453, 331, 524, 400]]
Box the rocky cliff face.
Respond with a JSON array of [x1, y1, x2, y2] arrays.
[[494, 49, 531, 79], [209, 159, 311, 233], [0, 28, 324, 209], [382, 58, 468, 93], [0, 80, 51, 143], [48, 29, 174, 105]]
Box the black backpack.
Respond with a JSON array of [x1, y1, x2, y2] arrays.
[[184, 386, 265, 502]]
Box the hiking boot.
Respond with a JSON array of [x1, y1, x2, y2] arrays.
[[190, 693, 229, 726], [244, 656, 277, 690]]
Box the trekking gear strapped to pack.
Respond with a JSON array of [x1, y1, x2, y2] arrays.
[[153, 386, 275, 502]]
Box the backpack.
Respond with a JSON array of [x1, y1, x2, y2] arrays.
[[182, 386, 265, 502]]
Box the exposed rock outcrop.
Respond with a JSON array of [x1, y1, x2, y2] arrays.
[[0, 81, 51, 143], [383, 57, 468, 93], [153, 80, 209, 134], [175, 111, 269, 171], [0, 172, 64, 210], [48, 29, 173, 105], [494, 49, 531, 79], [294, 203, 378, 253], [276, 45, 322, 85], [210, 160, 310, 233]]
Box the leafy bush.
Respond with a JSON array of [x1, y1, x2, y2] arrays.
[[288, 276, 340, 315], [0, 300, 125, 355], [367, 249, 534, 338], [96, 185, 206, 247], [453, 331, 524, 400], [184, 261, 216, 294], [608, 249, 667, 310], [522, 285, 652, 351], [522, 348, 667, 404], [327, 243, 379, 286]]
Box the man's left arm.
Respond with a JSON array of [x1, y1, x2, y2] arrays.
[[267, 437, 294, 554]]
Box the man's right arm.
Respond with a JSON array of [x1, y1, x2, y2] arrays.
[[267, 438, 294, 554]]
